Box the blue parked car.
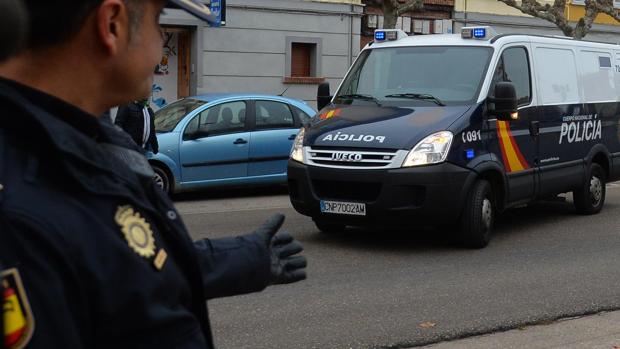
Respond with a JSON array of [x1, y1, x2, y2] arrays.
[[148, 93, 316, 193]]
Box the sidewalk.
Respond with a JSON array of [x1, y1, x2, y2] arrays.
[[418, 311, 620, 349]]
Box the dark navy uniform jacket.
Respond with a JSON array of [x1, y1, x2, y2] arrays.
[[0, 78, 272, 348]]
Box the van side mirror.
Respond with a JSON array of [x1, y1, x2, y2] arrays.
[[488, 82, 518, 121], [317, 82, 332, 111]]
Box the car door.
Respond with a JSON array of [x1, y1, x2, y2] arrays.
[[486, 45, 538, 204], [248, 99, 299, 177], [179, 100, 250, 183]]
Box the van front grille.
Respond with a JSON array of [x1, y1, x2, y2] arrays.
[[305, 147, 408, 169]]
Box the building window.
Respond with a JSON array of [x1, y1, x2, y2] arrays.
[[367, 14, 378, 28], [284, 37, 325, 84], [291, 43, 313, 77], [412, 19, 434, 34]]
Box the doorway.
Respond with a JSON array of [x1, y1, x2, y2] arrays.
[[151, 26, 192, 111]]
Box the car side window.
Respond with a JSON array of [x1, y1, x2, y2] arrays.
[[184, 101, 247, 139], [490, 47, 531, 106], [255, 101, 295, 129]]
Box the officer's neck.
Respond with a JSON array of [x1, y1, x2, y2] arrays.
[[0, 49, 109, 117]]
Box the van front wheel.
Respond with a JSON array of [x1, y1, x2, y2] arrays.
[[573, 163, 605, 215], [460, 180, 494, 249]]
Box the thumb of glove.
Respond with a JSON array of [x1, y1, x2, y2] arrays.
[[255, 214, 285, 246]]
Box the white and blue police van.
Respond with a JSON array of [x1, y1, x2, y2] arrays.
[[287, 26, 620, 248]]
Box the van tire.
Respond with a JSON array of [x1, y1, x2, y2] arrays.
[[460, 180, 494, 249], [573, 163, 605, 215], [314, 220, 346, 234]]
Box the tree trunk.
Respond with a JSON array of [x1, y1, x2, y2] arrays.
[[382, 1, 398, 29]]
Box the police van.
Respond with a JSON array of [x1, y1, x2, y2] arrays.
[[287, 26, 620, 248]]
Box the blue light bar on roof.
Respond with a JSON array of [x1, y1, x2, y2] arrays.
[[375, 31, 386, 41], [461, 26, 497, 40], [473, 28, 486, 38]]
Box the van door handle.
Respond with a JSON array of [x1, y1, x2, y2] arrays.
[[289, 134, 297, 140], [233, 138, 248, 145], [529, 121, 540, 137]]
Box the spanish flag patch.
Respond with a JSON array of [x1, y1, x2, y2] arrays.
[[2, 268, 34, 349], [497, 120, 529, 172]]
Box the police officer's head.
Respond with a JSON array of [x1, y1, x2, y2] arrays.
[[0, 0, 28, 62], [1, 0, 212, 115], [1, 0, 166, 113]]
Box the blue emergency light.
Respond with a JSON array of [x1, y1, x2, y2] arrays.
[[375, 31, 386, 41], [473, 28, 486, 38], [466, 149, 475, 159], [462, 26, 497, 40]]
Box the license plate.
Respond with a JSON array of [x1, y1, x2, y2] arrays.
[[320, 200, 366, 216]]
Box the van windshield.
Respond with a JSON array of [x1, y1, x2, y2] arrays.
[[335, 46, 493, 106]]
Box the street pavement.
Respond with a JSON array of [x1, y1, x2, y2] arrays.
[[174, 183, 620, 349], [420, 310, 620, 348]]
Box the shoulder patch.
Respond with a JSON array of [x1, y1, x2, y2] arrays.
[[2, 268, 34, 349], [115, 205, 156, 258]]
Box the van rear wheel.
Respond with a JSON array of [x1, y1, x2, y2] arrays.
[[459, 180, 494, 249], [573, 163, 605, 215]]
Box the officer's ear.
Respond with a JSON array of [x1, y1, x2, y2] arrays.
[[95, 0, 129, 56]]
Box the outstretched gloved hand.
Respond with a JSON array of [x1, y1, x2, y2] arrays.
[[255, 214, 307, 285]]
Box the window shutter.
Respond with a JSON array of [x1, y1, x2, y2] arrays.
[[291, 43, 312, 77]]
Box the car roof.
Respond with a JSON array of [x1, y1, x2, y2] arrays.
[[191, 93, 304, 103]]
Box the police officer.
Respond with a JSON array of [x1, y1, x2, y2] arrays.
[[0, 1, 306, 348]]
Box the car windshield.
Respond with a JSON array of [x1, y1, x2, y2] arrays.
[[154, 98, 207, 132], [335, 46, 493, 106]]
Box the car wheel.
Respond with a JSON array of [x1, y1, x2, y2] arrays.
[[314, 219, 346, 234], [459, 179, 494, 249], [152, 164, 171, 194], [573, 163, 605, 215]]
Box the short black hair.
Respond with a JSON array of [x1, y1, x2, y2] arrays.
[[22, 0, 143, 50], [0, 0, 29, 61], [22, 0, 103, 50]]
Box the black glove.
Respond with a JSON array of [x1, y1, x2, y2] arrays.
[[256, 214, 307, 285]]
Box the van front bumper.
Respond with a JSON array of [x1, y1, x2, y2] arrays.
[[287, 160, 477, 226]]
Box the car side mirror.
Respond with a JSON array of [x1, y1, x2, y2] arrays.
[[317, 82, 332, 111], [488, 82, 518, 121]]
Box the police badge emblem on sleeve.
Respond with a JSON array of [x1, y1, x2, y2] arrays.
[[2, 268, 34, 349]]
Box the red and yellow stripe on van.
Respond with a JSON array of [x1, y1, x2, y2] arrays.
[[497, 120, 529, 172], [319, 108, 341, 120]]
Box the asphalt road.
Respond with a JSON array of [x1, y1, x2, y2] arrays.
[[174, 184, 620, 349]]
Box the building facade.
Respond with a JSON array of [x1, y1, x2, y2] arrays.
[[453, 0, 620, 43], [155, 0, 364, 110], [360, 0, 455, 49]]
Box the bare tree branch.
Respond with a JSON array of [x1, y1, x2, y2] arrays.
[[366, 0, 425, 29], [593, 0, 620, 22], [497, 0, 575, 37], [396, 0, 425, 16]]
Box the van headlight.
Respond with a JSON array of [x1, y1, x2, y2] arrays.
[[290, 128, 305, 163], [402, 131, 453, 167]]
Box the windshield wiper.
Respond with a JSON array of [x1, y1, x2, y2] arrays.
[[337, 94, 381, 106], [384, 93, 445, 106]]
